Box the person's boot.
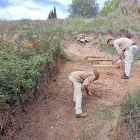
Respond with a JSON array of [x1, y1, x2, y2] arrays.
[[120, 74, 129, 79], [75, 113, 87, 118]]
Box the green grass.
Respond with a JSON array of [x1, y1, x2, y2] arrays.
[[120, 87, 140, 139], [9, 16, 140, 39], [133, 50, 140, 61], [98, 38, 118, 55]]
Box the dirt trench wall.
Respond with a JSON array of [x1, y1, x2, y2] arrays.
[[0, 57, 64, 139]]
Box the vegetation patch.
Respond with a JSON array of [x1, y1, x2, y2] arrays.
[[0, 31, 66, 136], [120, 87, 140, 139], [97, 108, 115, 120]]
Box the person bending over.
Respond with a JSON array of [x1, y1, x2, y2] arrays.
[[69, 71, 99, 118], [107, 37, 137, 79]]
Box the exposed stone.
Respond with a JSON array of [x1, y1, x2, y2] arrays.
[[77, 34, 90, 43]]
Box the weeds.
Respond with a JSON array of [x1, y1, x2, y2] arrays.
[[120, 87, 140, 139], [0, 24, 66, 135], [133, 50, 140, 61], [98, 38, 118, 55]]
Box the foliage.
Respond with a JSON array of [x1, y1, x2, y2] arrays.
[[118, 2, 140, 16], [133, 50, 140, 61], [99, 0, 119, 17], [100, 0, 140, 17], [68, 0, 99, 18], [98, 38, 118, 55], [48, 6, 57, 19], [0, 33, 65, 108], [120, 87, 140, 139]]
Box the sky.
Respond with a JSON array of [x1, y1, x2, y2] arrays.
[[0, 0, 106, 20]]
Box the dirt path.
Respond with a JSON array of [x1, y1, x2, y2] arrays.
[[8, 34, 140, 140]]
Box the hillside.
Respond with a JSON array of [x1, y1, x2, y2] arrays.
[[1, 32, 139, 140]]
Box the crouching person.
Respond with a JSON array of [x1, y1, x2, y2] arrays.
[[69, 71, 99, 118]]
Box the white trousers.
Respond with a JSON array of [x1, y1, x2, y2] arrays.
[[69, 76, 82, 114], [124, 45, 137, 77]]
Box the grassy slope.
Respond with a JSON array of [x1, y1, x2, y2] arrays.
[[1, 5, 140, 138]]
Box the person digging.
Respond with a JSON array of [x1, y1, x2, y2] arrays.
[[107, 37, 137, 79], [69, 71, 99, 118]]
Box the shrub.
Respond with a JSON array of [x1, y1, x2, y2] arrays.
[[0, 33, 65, 109]]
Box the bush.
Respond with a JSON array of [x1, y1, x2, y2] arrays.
[[0, 33, 65, 109]]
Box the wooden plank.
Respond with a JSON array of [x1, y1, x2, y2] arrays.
[[87, 58, 112, 61], [93, 65, 120, 68]]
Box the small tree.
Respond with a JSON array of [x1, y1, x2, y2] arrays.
[[54, 6, 57, 18], [48, 6, 57, 19]]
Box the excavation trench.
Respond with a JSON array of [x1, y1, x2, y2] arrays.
[[3, 34, 140, 140]]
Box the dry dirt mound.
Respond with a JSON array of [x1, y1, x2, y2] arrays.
[[3, 34, 140, 140]]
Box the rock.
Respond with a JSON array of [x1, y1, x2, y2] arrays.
[[77, 34, 90, 43], [80, 38, 85, 43]]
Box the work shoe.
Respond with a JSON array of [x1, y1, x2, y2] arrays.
[[75, 113, 87, 118], [120, 74, 129, 79]]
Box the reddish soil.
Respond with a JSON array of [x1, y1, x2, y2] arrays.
[[4, 34, 140, 140]]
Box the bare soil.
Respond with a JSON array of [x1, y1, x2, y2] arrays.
[[4, 34, 140, 140]]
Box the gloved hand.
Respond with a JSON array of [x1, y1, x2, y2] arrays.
[[117, 59, 121, 64], [88, 92, 92, 95]]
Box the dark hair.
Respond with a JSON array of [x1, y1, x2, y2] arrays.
[[94, 72, 99, 78], [107, 38, 113, 44]]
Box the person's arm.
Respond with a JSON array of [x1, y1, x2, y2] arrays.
[[82, 75, 95, 95], [83, 85, 89, 94], [114, 42, 123, 59]]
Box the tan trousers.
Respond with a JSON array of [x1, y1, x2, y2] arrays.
[[69, 75, 82, 114]]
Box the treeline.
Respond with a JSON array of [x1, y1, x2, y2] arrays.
[[48, 0, 99, 19]]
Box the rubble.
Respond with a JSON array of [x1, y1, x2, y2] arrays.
[[77, 34, 89, 43]]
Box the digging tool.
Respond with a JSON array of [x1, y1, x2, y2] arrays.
[[106, 65, 117, 75], [90, 94, 98, 99], [106, 59, 121, 75]]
